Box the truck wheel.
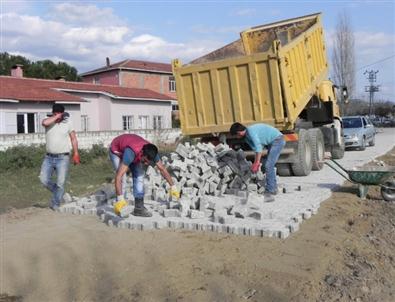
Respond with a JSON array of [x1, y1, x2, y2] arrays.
[[308, 128, 325, 170], [291, 129, 312, 176], [276, 163, 293, 176], [331, 140, 345, 159]]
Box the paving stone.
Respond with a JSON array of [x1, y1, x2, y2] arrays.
[[302, 211, 312, 219], [63, 193, 73, 203], [190, 210, 205, 219], [163, 209, 181, 218]]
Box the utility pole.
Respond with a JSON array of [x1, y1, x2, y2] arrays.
[[364, 70, 379, 118]]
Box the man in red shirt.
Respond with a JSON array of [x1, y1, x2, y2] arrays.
[[109, 134, 179, 217]]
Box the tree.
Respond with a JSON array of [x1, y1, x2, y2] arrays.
[[331, 11, 356, 115], [0, 52, 80, 81]]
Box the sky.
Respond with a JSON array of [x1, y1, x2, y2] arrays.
[[1, 0, 394, 101]]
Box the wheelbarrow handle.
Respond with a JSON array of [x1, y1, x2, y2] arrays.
[[328, 159, 349, 174], [322, 160, 353, 183]]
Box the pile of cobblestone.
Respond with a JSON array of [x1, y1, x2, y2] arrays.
[[58, 142, 315, 238]]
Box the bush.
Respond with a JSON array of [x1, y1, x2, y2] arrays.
[[0, 145, 46, 170], [0, 144, 109, 171]]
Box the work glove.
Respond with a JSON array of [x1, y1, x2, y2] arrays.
[[251, 162, 260, 173], [72, 153, 81, 165], [114, 196, 127, 216], [169, 185, 180, 201]]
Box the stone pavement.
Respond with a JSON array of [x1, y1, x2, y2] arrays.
[[58, 129, 394, 239]]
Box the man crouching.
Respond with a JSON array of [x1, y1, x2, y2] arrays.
[[109, 134, 179, 217]]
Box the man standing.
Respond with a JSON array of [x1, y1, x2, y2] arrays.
[[40, 104, 80, 211], [230, 122, 285, 202], [109, 134, 180, 217]]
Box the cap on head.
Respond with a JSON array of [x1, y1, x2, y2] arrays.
[[52, 104, 65, 113], [230, 122, 246, 135], [142, 143, 158, 161]]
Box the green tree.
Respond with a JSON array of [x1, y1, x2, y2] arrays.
[[0, 52, 80, 81]]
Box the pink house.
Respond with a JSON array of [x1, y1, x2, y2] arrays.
[[0, 66, 175, 134], [80, 58, 177, 100]]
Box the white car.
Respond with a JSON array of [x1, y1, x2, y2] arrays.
[[343, 116, 376, 150]]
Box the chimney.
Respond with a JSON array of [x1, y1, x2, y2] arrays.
[[11, 64, 24, 78], [106, 57, 110, 67]]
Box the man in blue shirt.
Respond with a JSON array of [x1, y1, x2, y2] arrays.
[[230, 122, 285, 202]]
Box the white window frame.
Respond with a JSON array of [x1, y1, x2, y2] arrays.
[[138, 115, 149, 129], [153, 115, 163, 130], [169, 76, 176, 92], [122, 115, 134, 130], [17, 112, 38, 134], [81, 115, 89, 132]]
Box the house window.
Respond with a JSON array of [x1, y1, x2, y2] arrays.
[[122, 115, 134, 130], [17, 113, 36, 134], [94, 76, 100, 84], [81, 115, 89, 132], [36, 112, 49, 133], [153, 115, 163, 130], [172, 104, 179, 111], [169, 76, 176, 92], [138, 115, 149, 129]]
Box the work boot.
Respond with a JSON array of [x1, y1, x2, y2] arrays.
[[133, 197, 152, 217], [263, 192, 275, 203]]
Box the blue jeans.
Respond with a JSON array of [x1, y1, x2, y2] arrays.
[[265, 136, 286, 193], [109, 150, 145, 199], [39, 154, 70, 207]]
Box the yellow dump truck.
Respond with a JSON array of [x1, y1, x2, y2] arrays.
[[172, 13, 346, 176]]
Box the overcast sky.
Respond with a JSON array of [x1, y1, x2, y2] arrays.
[[1, 0, 394, 101]]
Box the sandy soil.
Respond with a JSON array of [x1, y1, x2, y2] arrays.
[[1, 150, 394, 302]]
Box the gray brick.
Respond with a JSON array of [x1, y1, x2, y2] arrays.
[[63, 193, 73, 203], [302, 211, 312, 219], [248, 211, 262, 220], [163, 209, 181, 218], [190, 210, 205, 219], [175, 144, 189, 158]]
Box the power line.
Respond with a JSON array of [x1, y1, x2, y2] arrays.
[[356, 54, 395, 71]]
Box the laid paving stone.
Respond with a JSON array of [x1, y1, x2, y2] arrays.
[[60, 140, 370, 239]]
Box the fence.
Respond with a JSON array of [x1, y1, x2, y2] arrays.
[[0, 129, 182, 151]]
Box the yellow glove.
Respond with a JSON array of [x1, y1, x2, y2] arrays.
[[170, 185, 180, 201], [114, 199, 127, 216]]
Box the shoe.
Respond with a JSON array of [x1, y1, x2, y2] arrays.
[[49, 205, 60, 212], [264, 190, 278, 196], [133, 207, 153, 217], [133, 197, 152, 217], [263, 193, 275, 203]]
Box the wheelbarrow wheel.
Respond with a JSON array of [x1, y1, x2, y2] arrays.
[[381, 180, 395, 202]]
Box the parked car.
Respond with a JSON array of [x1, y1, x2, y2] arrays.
[[343, 116, 376, 150]]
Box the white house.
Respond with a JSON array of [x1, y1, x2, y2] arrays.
[[0, 66, 175, 134]]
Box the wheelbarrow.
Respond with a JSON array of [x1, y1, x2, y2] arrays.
[[324, 159, 395, 201]]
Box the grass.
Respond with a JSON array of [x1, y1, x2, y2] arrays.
[[0, 156, 114, 212]]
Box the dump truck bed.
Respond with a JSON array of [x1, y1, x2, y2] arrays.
[[172, 13, 329, 136]]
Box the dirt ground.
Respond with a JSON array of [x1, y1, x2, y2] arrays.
[[1, 149, 394, 302]]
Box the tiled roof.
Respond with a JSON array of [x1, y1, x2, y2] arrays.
[[0, 76, 173, 103], [80, 59, 173, 76]]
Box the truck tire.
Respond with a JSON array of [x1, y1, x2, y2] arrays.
[[291, 129, 312, 176], [331, 140, 345, 159], [276, 163, 293, 176], [308, 128, 325, 171]]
